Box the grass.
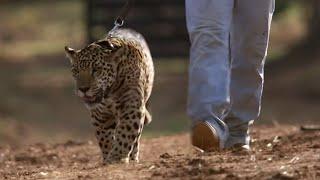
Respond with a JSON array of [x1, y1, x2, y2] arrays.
[[0, 0, 85, 59], [268, 2, 307, 61]]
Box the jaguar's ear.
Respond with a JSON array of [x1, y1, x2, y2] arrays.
[[64, 46, 76, 64], [95, 40, 119, 51]]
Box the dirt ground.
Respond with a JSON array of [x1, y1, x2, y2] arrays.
[[0, 125, 319, 180]]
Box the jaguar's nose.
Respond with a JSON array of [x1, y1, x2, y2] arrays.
[[78, 87, 90, 93]]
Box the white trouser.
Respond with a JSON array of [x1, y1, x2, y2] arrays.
[[186, 0, 275, 148]]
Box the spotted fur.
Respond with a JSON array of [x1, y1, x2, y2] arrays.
[[65, 29, 154, 164]]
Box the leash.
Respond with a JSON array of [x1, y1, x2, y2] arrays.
[[109, 0, 135, 33]]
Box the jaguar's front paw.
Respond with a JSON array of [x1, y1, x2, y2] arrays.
[[130, 157, 139, 163], [102, 156, 129, 165], [120, 157, 129, 164]]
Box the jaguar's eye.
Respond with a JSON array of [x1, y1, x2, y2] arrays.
[[92, 69, 97, 75]]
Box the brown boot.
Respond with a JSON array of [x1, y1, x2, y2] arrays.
[[191, 121, 220, 152]]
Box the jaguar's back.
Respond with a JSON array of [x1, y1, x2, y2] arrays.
[[109, 28, 154, 99]]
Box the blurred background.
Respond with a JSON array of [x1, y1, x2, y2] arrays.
[[0, 0, 319, 146]]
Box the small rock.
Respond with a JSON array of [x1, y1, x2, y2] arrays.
[[272, 171, 295, 180], [273, 136, 282, 143], [148, 165, 155, 170], [188, 158, 206, 166], [40, 172, 48, 176], [289, 156, 300, 164], [159, 153, 172, 159], [267, 143, 272, 148]]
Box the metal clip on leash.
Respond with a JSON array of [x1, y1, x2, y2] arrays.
[[111, 18, 124, 32], [108, 0, 134, 34]]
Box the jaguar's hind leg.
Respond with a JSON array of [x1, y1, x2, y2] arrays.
[[129, 137, 140, 162]]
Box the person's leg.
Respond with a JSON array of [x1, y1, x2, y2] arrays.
[[225, 0, 275, 148], [186, 0, 234, 148]]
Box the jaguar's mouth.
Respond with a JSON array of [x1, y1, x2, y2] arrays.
[[81, 93, 103, 105]]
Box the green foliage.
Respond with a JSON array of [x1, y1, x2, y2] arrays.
[[274, 0, 299, 17], [0, 0, 85, 59]]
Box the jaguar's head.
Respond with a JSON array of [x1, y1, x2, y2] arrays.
[[65, 39, 121, 107]]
